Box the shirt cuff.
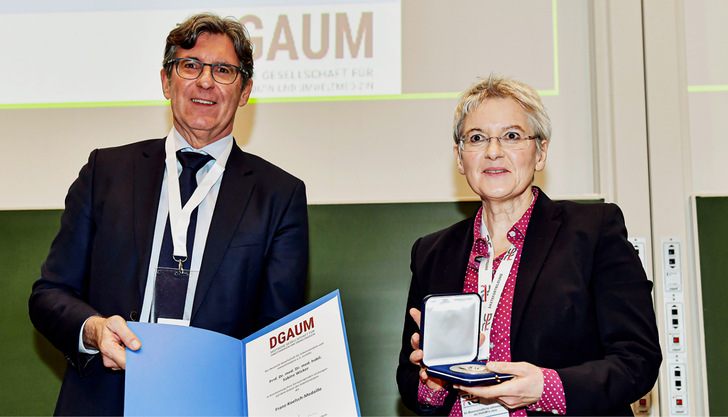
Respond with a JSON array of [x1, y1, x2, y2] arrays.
[[78, 316, 100, 355], [526, 368, 567, 415], [417, 379, 449, 406]]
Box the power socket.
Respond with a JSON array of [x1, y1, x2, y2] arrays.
[[662, 237, 689, 416], [629, 237, 647, 271], [662, 239, 682, 292], [633, 392, 651, 416], [668, 364, 688, 415], [666, 303, 685, 353]]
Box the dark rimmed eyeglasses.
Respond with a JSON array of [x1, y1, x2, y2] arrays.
[[167, 57, 248, 85]]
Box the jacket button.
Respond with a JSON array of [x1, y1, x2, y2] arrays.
[[130, 310, 139, 321]]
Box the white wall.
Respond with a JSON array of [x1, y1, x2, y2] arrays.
[[684, 0, 728, 195], [1, 0, 595, 209]]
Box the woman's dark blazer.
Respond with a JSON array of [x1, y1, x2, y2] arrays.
[[397, 188, 662, 416]]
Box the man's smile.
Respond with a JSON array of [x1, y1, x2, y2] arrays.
[[191, 98, 216, 105]]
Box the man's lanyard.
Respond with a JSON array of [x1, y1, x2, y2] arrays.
[[164, 136, 229, 271], [139, 135, 231, 324], [476, 220, 518, 361]]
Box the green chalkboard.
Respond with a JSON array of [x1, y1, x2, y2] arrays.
[[0, 202, 480, 416], [306, 202, 480, 415], [0, 210, 65, 416], [695, 196, 728, 416]]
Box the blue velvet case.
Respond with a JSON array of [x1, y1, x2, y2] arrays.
[[420, 293, 514, 387]]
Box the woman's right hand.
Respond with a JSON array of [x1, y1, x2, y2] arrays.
[[409, 308, 447, 390]]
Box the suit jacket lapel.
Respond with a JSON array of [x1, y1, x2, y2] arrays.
[[510, 189, 562, 341], [191, 142, 255, 318], [134, 139, 166, 296], [442, 218, 475, 295]]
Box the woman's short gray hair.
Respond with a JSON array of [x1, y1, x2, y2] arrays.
[[453, 75, 551, 154]]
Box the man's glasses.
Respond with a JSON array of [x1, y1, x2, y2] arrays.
[[167, 57, 247, 85], [458, 131, 540, 152]]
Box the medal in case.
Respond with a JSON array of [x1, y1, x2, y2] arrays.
[[449, 364, 490, 375]]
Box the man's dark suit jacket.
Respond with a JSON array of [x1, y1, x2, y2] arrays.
[[29, 138, 309, 416], [397, 188, 661, 416]]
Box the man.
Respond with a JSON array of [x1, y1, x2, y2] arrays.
[[29, 13, 309, 416]]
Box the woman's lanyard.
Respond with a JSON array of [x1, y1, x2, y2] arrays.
[[476, 220, 518, 361], [164, 136, 229, 271]]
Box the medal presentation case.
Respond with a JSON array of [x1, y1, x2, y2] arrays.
[[420, 293, 514, 387]]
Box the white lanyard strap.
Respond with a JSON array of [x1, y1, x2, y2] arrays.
[[476, 221, 518, 361], [164, 137, 229, 262]]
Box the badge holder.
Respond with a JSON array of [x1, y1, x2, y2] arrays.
[[153, 266, 194, 326], [420, 293, 514, 387]]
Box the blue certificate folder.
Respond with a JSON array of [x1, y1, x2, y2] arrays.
[[124, 290, 359, 416]]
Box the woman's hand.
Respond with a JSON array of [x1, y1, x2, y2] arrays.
[[454, 361, 544, 410], [408, 308, 447, 391]]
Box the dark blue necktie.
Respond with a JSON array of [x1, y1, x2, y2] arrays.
[[155, 150, 213, 320], [158, 150, 214, 268]]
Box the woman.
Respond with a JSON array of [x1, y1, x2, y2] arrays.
[[397, 75, 661, 416]]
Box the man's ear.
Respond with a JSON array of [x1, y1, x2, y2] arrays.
[[238, 78, 253, 107], [161, 68, 171, 99]]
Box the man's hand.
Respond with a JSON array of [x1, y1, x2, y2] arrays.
[[454, 361, 544, 410], [83, 315, 141, 371]]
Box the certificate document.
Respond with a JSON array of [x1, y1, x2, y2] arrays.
[[124, 290, 359, 416]]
